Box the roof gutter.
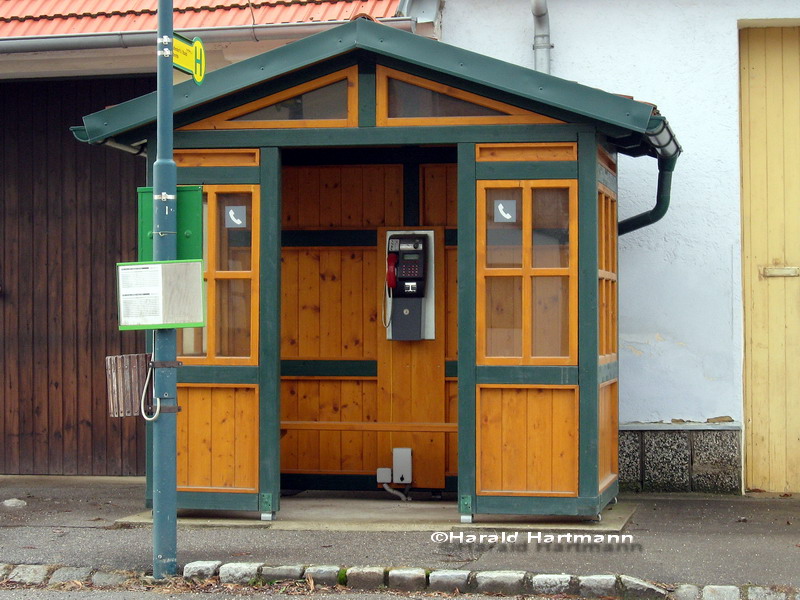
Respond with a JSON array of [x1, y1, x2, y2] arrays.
[[618, 116, 682, 235], [0, 17, 415, 54]]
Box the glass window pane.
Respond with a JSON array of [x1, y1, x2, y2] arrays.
[[532, 276, 569, 357], [485, 188, 522, 268], [532, 187, 570, 268], [217, 192, 253, 271], [485, 276, 522, 357], [388, 79, 505, 118], [217, 279, 252, 358], [177, 326, 206, 357], [232, 80, 347, 121]]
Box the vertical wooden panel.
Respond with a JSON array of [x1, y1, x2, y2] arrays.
[[341, 250, 365, 358], [281, 250, 300, 356], [445, 380, 458, 476], [445, 248, 458, 360], [187, 388, 213, 488], [741, 27, 800, 492], [280, 380, 299, 470], [477, 385, 577, 496], [211, 388, 236, 488], [550, 388, 578, 494], [384, 165, 403, 226], [477, 388, 503, 492], [341, 166, 364, 226], [319, 250, 343, 357], [281, 164, 300, 228], [298, 251, 321, 356], [233, 388, 258, 490], [362, 250, 378, 359], [318, 381, 342, 470], [421, 164, 448, 226], [500, 388, 527, 490], [319, 168, 342, 228], [340, 380, 364, 470], [362, 166, 385, 227], [3, 81, 21, 474], [526, 388, 553, 491], [297, 167, 320, 228], [297, 381, 320, 470]]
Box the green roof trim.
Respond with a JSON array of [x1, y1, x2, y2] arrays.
[[74, 18, 660, 150]]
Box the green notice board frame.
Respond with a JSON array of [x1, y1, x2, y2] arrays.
[[138, 185, 203, 261], [116, 259, 206, 330]]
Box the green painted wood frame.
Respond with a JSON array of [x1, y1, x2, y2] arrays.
[[259, 147, 282, 515]]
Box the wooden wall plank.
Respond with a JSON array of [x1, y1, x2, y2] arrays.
[[477, 388, 503, 491], [501, 388, 527, 491], [2, 81, 21, 474], [526, 388, 553, 491], [1, 77, 151, 476], [340, 380, 364, 470], [318, 381, 342, 470], [781, 27, 800, 491], [0, 78, 6, 473], [187, 387, 213, 488], [297, 381, 320, 470], [341, 167, 364, 226], [298, 251, 321, 356], [280, 380, 299, 470], [281, 165, 300, 228], [319, 250, 343, 357], [211, 388, 236, 488], [341, 250, 365, 358], [319, 168, 343, 228], [234, 387, 258, 490], [281, 251, 300, 356], [550, 388, 578, 493], [31, 83, 50, 475]]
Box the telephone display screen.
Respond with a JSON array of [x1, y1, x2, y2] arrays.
[[403, 253, 420, 260]]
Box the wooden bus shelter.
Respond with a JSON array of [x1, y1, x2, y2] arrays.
[[73, 18, 680, 521]]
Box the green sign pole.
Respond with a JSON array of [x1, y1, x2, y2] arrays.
[[152, 0, 178, 579]]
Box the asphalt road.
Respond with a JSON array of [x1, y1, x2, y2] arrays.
[[1, 476, 798, 587]]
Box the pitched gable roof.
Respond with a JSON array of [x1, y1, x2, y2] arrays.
[[72, 18, 672, 159]]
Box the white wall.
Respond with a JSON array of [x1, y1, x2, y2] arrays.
[[441, 0, 798, 423]]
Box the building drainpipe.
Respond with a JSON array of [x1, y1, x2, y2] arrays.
[[531, 0, 552, 74], [618, 117, 682, 236]]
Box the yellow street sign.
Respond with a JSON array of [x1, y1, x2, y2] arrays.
[[172, 33, 205, 85]]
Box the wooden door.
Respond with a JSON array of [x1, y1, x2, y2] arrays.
[[740, 27, 800, 492]]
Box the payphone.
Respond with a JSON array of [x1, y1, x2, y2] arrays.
[[383, 231, 435, 341]]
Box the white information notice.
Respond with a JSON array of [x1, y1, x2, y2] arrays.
[[118, 264, 164, 326]]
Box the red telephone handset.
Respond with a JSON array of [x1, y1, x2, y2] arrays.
[[386, 252, 398, 290]]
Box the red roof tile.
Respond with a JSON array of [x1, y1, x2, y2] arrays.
[[0, 0, 402, 37]]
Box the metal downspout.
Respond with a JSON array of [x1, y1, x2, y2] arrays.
[[531, 0, 551, 74], [618, 154, 679, 236]]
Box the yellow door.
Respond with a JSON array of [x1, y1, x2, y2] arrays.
[[740, 27, 800, 492]]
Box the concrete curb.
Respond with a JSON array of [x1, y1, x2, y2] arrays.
[[0, 561, 797, 599]]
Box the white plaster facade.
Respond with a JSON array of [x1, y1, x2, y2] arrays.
[[441, 0, 800, 424]]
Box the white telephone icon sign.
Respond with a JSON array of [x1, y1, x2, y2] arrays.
[[498, 203, 512, 220], [228, 209, 243, 225]]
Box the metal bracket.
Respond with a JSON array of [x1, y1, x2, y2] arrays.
[[459, 494, 473, 515], [150, 361, 183, 369], [153, 192, 176, 201], [158, 405, 182, 413], [259, 492, 274, 512]]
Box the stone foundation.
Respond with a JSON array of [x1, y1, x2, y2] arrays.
[[619, 426, 741, 493]]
